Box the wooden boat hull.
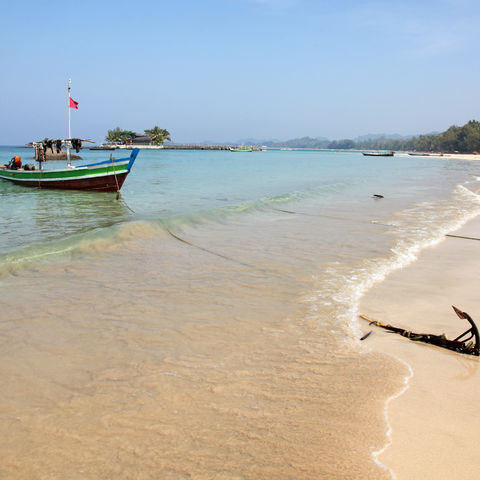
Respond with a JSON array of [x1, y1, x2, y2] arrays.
[[0, 149, 139, 192], [1, 171, 130, 191], [362, 152, 394, 157]]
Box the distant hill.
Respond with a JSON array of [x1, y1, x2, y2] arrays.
[[354, 133, 413, 142], [236, 137, 283, 145], [232, 134, 415, 149], [200, 123, 480, 153], [231, 136, 328, 147], [354, 132, 441, 142]]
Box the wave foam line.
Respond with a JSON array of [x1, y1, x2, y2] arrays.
[[345, 186, 480, 341], [355, 187, 480, 476], [372, 357, 414, 480], [0, 220, 161, 277]]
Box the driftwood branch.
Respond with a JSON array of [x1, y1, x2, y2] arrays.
[[359, 306, 480, 356]]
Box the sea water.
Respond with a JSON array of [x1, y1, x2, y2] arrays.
[[1, 145, 480, 479]]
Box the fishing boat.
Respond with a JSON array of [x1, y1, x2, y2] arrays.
[[362, 151, 394, 157], [0, 148, 139, 192], [229, 146, 255, 152], [0, 80, 139, 193]]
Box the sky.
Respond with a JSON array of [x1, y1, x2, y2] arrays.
[[1, 0, 480, 144]]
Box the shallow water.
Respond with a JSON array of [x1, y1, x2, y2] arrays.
[[1, 146, 480, 478]]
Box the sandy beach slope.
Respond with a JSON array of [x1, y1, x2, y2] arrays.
[[360, 216, 480, 480]]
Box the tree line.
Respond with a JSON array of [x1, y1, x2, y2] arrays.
[[265, 120, 480, 153], [355, 120, 480, 152], [106, 126, 171, 145]]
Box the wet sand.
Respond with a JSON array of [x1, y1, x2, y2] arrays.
[[360, 216, 480, 479], [0, 213, 404, 479]]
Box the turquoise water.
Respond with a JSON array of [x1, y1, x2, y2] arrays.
[[0, 146, 476, 257], [1, 145, 480, 478]]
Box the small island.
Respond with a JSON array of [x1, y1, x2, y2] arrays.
[[97, 126, 255, 151], [101, 126, 171, 148]]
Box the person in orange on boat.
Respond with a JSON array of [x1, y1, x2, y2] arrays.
[[8, 156, 22, 170]]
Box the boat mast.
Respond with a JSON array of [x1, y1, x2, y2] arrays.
[[67, 79, 71, 166]]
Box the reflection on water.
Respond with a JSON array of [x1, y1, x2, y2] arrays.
[[32, 190, 131, 235], [0, 186, 132, 254]]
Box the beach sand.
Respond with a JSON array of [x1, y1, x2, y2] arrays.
[[360, 216, 480, 479], [395, 152, 480, 161]]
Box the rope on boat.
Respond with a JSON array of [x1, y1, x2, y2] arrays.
[[269, 207, 480, 233], [269, 206, 393, 226], [270, 207, 347, 220], [118, 196, 135, 214], [163, 223, 269, 273], [110, 154, 121, 199], [162, 222, 306, 285], [446, 234, 480, 241], [107, 193, 276, 276]]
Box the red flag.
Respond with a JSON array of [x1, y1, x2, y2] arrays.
[[69, 97, 79, 109]]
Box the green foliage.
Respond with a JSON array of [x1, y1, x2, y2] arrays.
[[282, 136, 328, 148], [105, 127, 136, 143], [263, 120, 480, 153], [105, 126, 172, 145], [144, 126, 171, 145], [328, 139, 356, 150], [391, 120, 480, 153]]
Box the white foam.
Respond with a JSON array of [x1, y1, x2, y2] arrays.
[[302, 183, 480, 476], [371, 357, 414, 479], [344, 185, 480, 344]]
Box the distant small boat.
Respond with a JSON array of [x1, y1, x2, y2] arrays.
[[408, 152, 431, 156], [90, 144, 117, 151], [229, 146, 254, 152], [362, 151, 394, 157], [0, 149, 139, 192]]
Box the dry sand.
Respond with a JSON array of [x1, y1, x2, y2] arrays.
[[395, 152, 480, 161], [360, 216, 480, 479]]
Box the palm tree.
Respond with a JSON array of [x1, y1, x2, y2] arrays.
[[144, 126, 171, 145], [105, 127, 125, 143], [105, 128, 137, 143]]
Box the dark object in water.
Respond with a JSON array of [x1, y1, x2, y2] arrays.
[[373, 194, 384, 199], [359, 306, 480, 356], [360, 331, 373, 341]]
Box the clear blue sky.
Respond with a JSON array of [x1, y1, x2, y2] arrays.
[[1, 0, 479, 144]]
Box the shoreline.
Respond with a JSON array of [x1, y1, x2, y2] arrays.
[[360, 213, 480, 479], [8, 145, 480, 159], [371, 357, 413, 479], [395, 152, 480, 161]]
